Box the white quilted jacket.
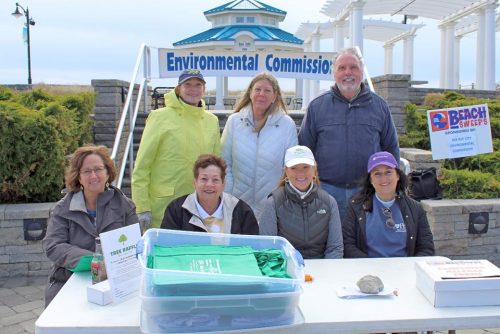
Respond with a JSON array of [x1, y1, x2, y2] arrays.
[[221, 106, 298, 220]]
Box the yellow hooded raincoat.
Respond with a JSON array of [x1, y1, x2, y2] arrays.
[[132, 90, 220, 227]]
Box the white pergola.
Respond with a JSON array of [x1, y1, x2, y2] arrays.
[[296, 19, 424, 105], [320, 0, 499, 90]]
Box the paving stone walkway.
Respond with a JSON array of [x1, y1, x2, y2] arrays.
[[0, 276, 46, 334], [1, 274, 500, 334]]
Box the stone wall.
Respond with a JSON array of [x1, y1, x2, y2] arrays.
[[91, 79, 151, 174], [372, 74, 411, 134], [1, 197, 499, 276], [400, 148, 441, 173], [0, 203, 54, 277], [409, 87, 499, 105], [422, 199, 500, 267], [393, 148, 500, 266]]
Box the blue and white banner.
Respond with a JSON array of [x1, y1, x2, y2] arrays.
[[158, 48, 336, 80], [427, 104, 493, 160]]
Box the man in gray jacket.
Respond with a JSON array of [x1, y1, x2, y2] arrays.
[[298, 47, 399, 222]]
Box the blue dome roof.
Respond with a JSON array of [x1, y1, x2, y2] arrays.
[[204, 0, 286, 16], [174, 25, 303, 46]]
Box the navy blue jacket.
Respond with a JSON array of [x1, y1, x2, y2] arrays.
[[299, 83, 400, 187], [343, 193, 435, 258]]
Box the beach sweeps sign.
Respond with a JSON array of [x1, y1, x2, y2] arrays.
[[158, 48, 336, 80], [427, 104, 493, 160]]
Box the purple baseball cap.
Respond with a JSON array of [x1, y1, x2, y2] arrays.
[[178, 69, 206, 85], [367, 151, 398, 173]]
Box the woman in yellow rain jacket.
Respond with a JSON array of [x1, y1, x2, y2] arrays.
[[132, 69, 220, 229]]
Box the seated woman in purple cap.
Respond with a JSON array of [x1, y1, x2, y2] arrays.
[[132, 69, 220, 230], [260, 145, 343, 259], [343, 151, 435, 258]]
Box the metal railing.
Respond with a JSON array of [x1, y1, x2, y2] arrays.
[[354, 46, 374, 92], [110, 43, 151, 188]]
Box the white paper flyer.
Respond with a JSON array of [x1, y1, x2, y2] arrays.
[[99, 223, 142, 303]]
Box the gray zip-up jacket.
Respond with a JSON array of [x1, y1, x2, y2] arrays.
[[260, 183, 343, 259], [299, 83, 400, 187], [43, 186, 138, 306]]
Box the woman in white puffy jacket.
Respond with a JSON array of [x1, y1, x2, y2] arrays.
[[221, 72, 298, 220]]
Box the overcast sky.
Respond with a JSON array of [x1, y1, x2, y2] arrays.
[[1, 0, 498, 91]]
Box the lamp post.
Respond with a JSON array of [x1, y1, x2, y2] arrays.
[[11, 2, 35, 85]]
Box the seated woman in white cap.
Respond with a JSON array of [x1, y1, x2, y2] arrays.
[[343, 151, 435, 258], [260, 145, 343, 259]]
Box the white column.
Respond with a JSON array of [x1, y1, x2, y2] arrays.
[[311, 27, 321, 100], [483, 4, 496, 90], [349, 13, 354, 47], [444, 22, 456, 88], [303, 42, 311, 109], [350, 1, 364, 53], [454, 35, 462, 88], [223, 77, 228, 97], [475, 8, 485, 90], [215, 76, 224, 110], [295, 79, 303, 100], [439, 26, 446, 88], [403, 32, 415, 78], [334, 21, 345, 52], [383, 43, 394, 74]]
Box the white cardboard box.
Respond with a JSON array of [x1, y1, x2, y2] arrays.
[[87, 280, 112, 306], [415, 259, 500, 307]]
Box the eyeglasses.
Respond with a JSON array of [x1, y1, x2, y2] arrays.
[[80, 166, 106, 176], [382, 207, 396, 230]]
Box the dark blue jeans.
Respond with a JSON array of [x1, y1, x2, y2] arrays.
[[320, 182, 361, 223]]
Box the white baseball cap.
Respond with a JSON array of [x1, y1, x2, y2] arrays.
[[284, 145, 315, 167]]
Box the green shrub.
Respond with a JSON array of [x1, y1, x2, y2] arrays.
[[439, 168, 500, 199], [401, 91, 499, 199], [60, 94, 94, 147], [0, 86, 95, 203], [399, 103, 430, 149], [0, 86, 14, 101]]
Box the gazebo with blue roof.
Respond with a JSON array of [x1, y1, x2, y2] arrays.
[[173, 0, 304, 109]]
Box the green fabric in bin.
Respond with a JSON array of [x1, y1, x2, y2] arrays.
[[254, 249, 291, 279], [145, 244, 294, 296], [152, 244, 263, 276]]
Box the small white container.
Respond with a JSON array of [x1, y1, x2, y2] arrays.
[[415, 259, 500, 307]]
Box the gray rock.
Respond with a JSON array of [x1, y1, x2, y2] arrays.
[[357, 275, 384, 294]]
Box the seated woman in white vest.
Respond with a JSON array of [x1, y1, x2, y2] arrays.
[[342, 151, 435, 258], [259, 146, 344, 259], [160, 154, 259, 235]]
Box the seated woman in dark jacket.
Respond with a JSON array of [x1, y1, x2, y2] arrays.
[[343, 151, 435, 258], [43, 145, 138, 306], [161, 154, 259, 235]]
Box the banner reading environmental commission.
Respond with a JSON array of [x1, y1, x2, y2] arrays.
[[158, 48, 336, 80]]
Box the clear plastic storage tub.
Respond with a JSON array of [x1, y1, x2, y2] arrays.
[[140, 289, 302, 333], [137, 229, 304, 297]]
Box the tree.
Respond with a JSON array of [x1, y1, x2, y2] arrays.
[[118, 234, 128, 245]]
